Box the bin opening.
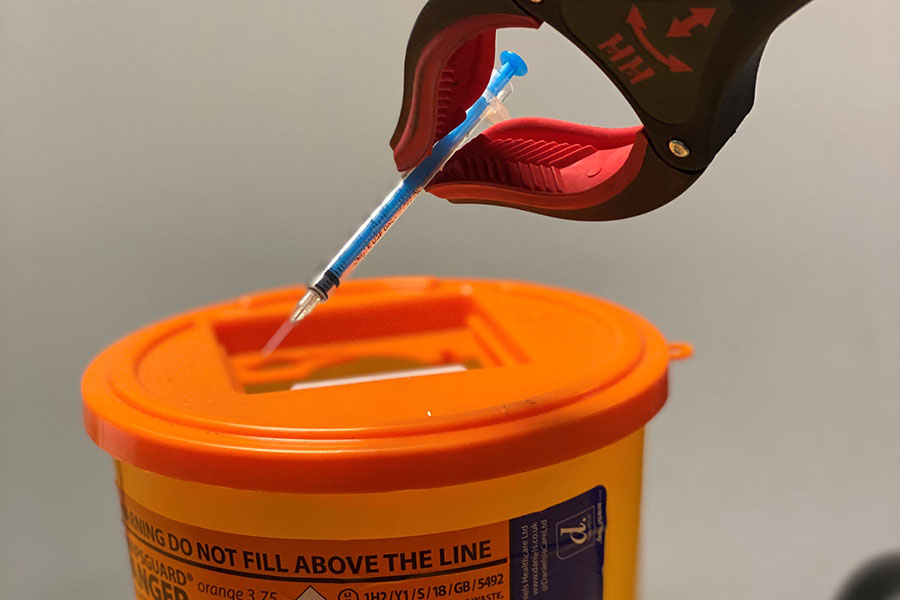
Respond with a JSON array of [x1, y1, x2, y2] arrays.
[[211, 293, 527, 394], [290, 360, 468, 391]]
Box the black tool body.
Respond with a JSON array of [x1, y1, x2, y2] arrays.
[[391, 0, 814, 220]]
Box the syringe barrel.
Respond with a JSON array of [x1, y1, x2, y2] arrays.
[[312, 51, 529, 297]]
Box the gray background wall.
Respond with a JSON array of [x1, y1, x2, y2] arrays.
[[2, 1, 898, 598]]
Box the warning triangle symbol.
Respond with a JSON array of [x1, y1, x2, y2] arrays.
[[295, 586, 327, 600]]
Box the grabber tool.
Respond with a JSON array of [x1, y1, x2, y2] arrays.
[[392, 0, 814, 221]]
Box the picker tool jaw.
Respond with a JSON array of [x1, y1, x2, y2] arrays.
[[391, 0, 813, 221]]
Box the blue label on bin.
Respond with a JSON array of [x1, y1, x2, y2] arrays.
[[509, 486, 607, 600]]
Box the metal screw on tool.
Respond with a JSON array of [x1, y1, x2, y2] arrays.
[[668, 139, 690, 158]]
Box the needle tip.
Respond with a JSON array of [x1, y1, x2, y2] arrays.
[[261, 319, 296, 357], [261, 289, 323, 356]]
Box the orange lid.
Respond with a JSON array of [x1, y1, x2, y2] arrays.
[[83, 277, 679, 493]]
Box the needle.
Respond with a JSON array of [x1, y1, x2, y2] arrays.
[[262, 51, 528, 355]]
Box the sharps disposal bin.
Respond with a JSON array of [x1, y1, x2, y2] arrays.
[[83, 277, 688, 600]]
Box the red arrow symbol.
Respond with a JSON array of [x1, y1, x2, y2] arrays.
[[626, 5, 692, 72], [666, 8, 716, 38]]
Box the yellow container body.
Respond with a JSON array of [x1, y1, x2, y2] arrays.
[[117, 430, 645, 600]]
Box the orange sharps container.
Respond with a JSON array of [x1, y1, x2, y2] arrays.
[[83, 277, 689, 600]]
